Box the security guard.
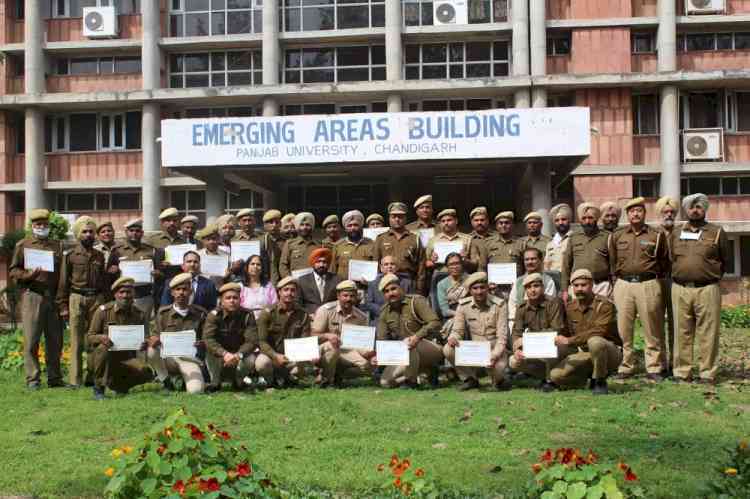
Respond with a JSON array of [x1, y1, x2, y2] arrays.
[[655, 195, 678, 374], [406, 194, 440, 234], [312, 280, 372, 387], [111, 219, 160, 319], [331, 210, 376, 281], [375, 274, 443, 389], [322, 214, 343, 248], [10, 208, 65, 390], [262, 209, 284, 285], [609, 197, 669, 381], [561, 203, 611, 302], [232, 208, 270, 281], [57, 216, 106, 387], [373, 202, 425, 295], [279, 212, 321, 278], [366, 213, 385, 228], [443, 272, 509, 391], [203, 282, 258, 392], [549, 269, 622, 395], [669, 194, 730, 384], [600, 202, 621, 233], [87, 277, 154, 400], [424, 209, 478, 274], [151, 207, 187, 308], [518, 211, 551, 259]]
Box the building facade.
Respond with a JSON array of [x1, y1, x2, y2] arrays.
[[0, 0, 749, 302]]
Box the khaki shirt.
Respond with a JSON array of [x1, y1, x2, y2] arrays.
[[608, 224, 668, 278], [518, 234, 552, 259], [112, 240, 158, 264], [511, 296, 566, 352], [311, 301, 368, 337], [373, 229, 424, 281], [543, 232, 571, 273], [561, 230, 611, 288], [148, 231, 186, 250], [377, 295, 440, 341], [9, 237, 64, 294], [451, 295, 508, 357], [322, 236, 343, 250], [257, 303, 311, 357], [331, 238, 376, 280], [279, 236, 321, 278], [203, 307, 258, 357], [425, 231, 478, 273], [406, 219, 440, 234], [265, 232, 285, 284], [87, 302, 146, 356], [152, 304, 207, 338], [564, 296, 620, 347], [94, 241, 117, 266], [56, 243, 106, 309], [669, 221, 730, 283], [484, 234, 522, 274]]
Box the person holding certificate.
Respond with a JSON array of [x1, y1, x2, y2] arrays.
[[231, 208, 270, 282], [160, 251, 218, 311], [150, 208, 187, 308], [94, 221, 120, 301], [468, 207, 494, 266], [374, 274, 442, 389], [9, 208, 65, 390], [507, 248, 557, 331], [147, 273, 208, 394], [424, 209, 477, 276], [279, 212, 322, 279], [484, 212, 523, 299], [443, 272, 509, 391], [373, 202, 426, 295], [216, 214, 237, 253], [111, 219, 160, 320], [330, 210, 375, 282], [87, 277, 154, 400], [197, 224, 232, 289], [240, 255, 278, 319], [203, 283, 259, 392], [312, 280, 373, 387]]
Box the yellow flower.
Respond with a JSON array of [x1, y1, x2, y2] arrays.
[[111, 448, 122, 459], [104, 467, 115, 477], [122, 446, 133, 454], [739, 440, 748, 451], [724, 468, 738, 476]]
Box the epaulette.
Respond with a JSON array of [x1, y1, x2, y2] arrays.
[[191, 304, 208, 314], [63, 249, 72, 256], [157, 305, 172, 314], [323, 301, 337, 310], [352, 306, 367, 319], [211, 309, 219, 316], [458, 296, 473, 305], [488, 294, 504, 306], [100, 302, 115, 311]]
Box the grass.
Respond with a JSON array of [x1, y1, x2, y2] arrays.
[[1, 329, 748, 499]]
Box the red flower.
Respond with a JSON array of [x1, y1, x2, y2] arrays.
[[198, 478, 220, 492], [389, 454, 399, 468], [625, 469, 638, 481], [586, 450, 598, 464], [393, 478, 402, 488], [401, 459, 411, 470], [236, 462, 252, 477], [415, 468, 425, 477], [187, 424, 205, 441], [172, 480, 186, 495], [156, 444, 167, 456], [216, 430, 231, 440], [561, 448, 576, 465], [532, 463, 543, 474], [618, 462, 629, 472], [540, 449, 553, 463]]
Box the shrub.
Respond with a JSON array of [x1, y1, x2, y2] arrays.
[[0, 328, 71, 371], [720, 306, 750, 329], [702, 439, 750, 499]]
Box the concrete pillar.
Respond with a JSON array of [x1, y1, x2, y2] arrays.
[[387, 94, 402, 113], [205, 175, 225, 222], [657, 0, 677, 72], [532, 88, 547, 108], [529, 0, 547, 108], [386, 0, 403, 82], [263, 97, 279, 117], [142, 103, 161, 232], [659, 86, 681, 200], [263, 0, 281, 86], [141, 0, 161, 90], [24, 0, 44, 94], [512, 0, 530, 108], [530, 163, 552, 237], [24, 108, 45, 211], [514, 91, 531, 108]]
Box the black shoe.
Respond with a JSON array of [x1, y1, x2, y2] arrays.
[[205, 384, 221, 393], [162, 377, 176, 392], [48, 380, 69, 388], [401, 381, 420, 390], [671, 376, 691, 384], [614, 372, 632, 381], [592, 379, 609, 395], [540, 381, 558, 393], [646, 373, 665, 383], [494, 380, 512, 392], [458, 378, 479, 391], [92, 387, 106, 400], [67, 384, 81, 390], [587, 378, 595, 390], [372, 367, 384, 384], [428, 367, 440, 388], [27, 382, 41, 391], [513, 372, 530, 381]]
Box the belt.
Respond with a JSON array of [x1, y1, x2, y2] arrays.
[[71, 287, 98, 297], [619, 273, 656, 283], [673, 279, 718, 288], [26, 283, 50, 296]]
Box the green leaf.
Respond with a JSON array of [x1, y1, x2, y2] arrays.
[[159, 461, 172, 476], [553, 480, 569, 494], [541, 492, 560, 499], [141, 478, 157, 495], [176, 465, 192, 481], [566, 482, 587, 499], [586, 484, 604, 499]]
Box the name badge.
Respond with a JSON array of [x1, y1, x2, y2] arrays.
[[680, 231, 701, 241]]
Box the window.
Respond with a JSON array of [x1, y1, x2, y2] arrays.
[[406, 98, 507, 111], [226, 189, 264, 213], [282, 0, 384, 31], [677, 32, 750, 52], [15, 113, 25, 154], [404, 41, 510, 80], [56, 191, 141, 211], [632, 177, 657, 198], [180, 106, 259, 118], [680, 91, 725, 130], [546, 35, 571, 56], [55, 56, 142, 75], [281, 102, 387, 115], [681, 176, 750, 196], [10, 192, 24, 214], [284, 46, 385, 84], [15, 0, 24, 19], [171, 190, 207, 225], [49, 0, 140, 18], [169, 51, 262, 88], [402, 0, 508, 26], [286, 184, 388, 223], [722, 92, 750, 132], [170, 0, 262, 37], [548, 94, 574, 107], [632, 32, 656, 53], [44, 112, 141, 152], [633, 94, 659, 135]]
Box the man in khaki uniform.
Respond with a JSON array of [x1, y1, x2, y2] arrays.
[[561, 203, 611, 303], [216, 214, 236, 252], [111, 219, 160, 319], [548, 269, 622, 395], [485, 211, 523, 298], [608, 197, 668, 381], [600, 202, 621, 233], [322, 215, 343, 248], [509, 273, 569, 391], [375, 274, 443, 389], [443, 272, 509, 391], [507, 248, 557, 330], [94, 221, 119, 300], [146, 273, 208, 394], [280, 213, 297, 240], [655, 195, 678, 374], [9, 208, 65, 390], [151, 208, 187, 309], [57, 216, 106, 387], [518, 212, 551, 259], [203, 282, 258, 392], [366, 213, 385, 228], [543, 204, 573, 291], [87, 277, 154, 399], [232, 208, 270, 281], [669, 194, 730, 384], [256, 276, 312, 387], [197, 224, 231, 289], [468, 206, 493, 264], [181, 215, 201, 247], [331, 210, 375, 281], [425, 209, 478, 275], [279, 212, 321, 278], [406, 194, 439, 234], [312, 280, 373, 387], [262, 209, 284, 285], [373, 202, 425, 295]]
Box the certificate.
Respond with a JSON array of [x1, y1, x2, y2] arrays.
[[165, 244, 197, 265], [348, 259, 378, 282], [283, 336, 320, 362], [433, 241, 463, 264], [108, 325, 145, 352], [680, 230, 701, 241], [418, 228, 434, 247], [375, 340, 409, 366], [119, 259, 153, 284], [341, 324, 376, 350], [455, 341, 492, 367], [23, 248, 55, 272], [160, 330, 197, 358], [522, 331, 558, 359], [201, 254, 229, 276], [231, 241, 261, 261], [291, 267, 314, 279], [363, 227, 388, 241], [488, 263, 517, 285]]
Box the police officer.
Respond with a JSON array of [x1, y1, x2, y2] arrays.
[[279, 212, 321, 278], [669, 194, 730, 384], [216, 214, 236, 253], [9, 208, 65, 390], [600, 202, 621, 233], [561, 203, 611, 303], [373, 202, 425, 295], [424, 209, 478, 274], [366, 213, 385, 228], [151, 207, 188, 308], [180, 215, 201, 246], [94, 221, 120, 302], [111, 219, 160, 319], [262, 209, 284, 285], [655, 195, 678, 375], [406, 194, 439, 233], [609, 197, 669, 381], [485, 211, 523, 297], [468, 206, 493, 265], [57, 216, 106, 388], [519, 212, 551, 259], [322, 215, 343, 248], [543, 204, 573, 290], [331, 210, 375, 281], [443, 272, 509, 391], [232, 208, 270, 281], [280, 213, 297, 240]]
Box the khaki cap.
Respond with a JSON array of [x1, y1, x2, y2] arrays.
[[413, 195, 432, 208], [124, 218, 143, 229], [276, 276, 297, 290], [577, 202, 601, 220], [236, 208, 255, 219], [322, 214, 339, 228], [570, 268, 593, 283], [181, 215, 199, 225], [170, 272, 193, 289], [436, 208, 457, 220], [263, 209, 282, 223], [111, 276, 135, 292], [378, 273, 400, 293], [523, 211, 543, 222], [388, 202, 407, 215], [366, 213, 385, 224], [655, 196, 679, 214], [470, 206, 488, 219], [97, 221, 114, 233], [218, 282, 241, 295], [522, 273, 544, 287], [463, 272, 488, 289], [494, 211, 515, 222], [29, 209, 50, 222], [336, 280, 358, 292], [623, 197, 646, 212], [197, 224, 218, 240], [159, 207, 180, 220]]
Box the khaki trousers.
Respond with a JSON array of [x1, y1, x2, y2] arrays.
[[443, 340, 507, 384], [613, 278, 664, 374], [672, 282, 721, 381], [146, 347, 205, 394], [549, 337, 622, 386], [22, 290, 63, 385], [659, 278, 675, 371], [319, 342, 373, 382], [205, 353, 255, 388], [255, 353, 306, 383], [68, 293, 103, 386], [88, 344, 153, 393], [380, 339, 444, 388], [509, 344, 577, 381]]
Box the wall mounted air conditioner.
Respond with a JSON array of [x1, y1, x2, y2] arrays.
[[683, 128, 724, 161], [82, 6, 119, 38], [433, 0, 468, 25], [685, 0, 725, 15]]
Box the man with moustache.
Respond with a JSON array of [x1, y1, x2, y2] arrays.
[[180, 215, 201, 247], [373, 202, 425, 294], [216, 214, 236, 253], [94, 221, 120, 300], [655, 195, 679, 375], [279, 212, 321, 278], [543, 204, 573, 291], [331, 210, 375, 281], [111, 219, 160, 319], [322, 215, 343, 249], [280, 213, 298, 240], [297, 248, 343, 315], [468, 206, 494, 262], [262, 209, 284, 285], [561, 203, 611, 303], [519, 212, 551, 260], [600, 202, 622, 233]]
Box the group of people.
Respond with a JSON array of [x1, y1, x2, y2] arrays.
[[9, 191, 728, 399]]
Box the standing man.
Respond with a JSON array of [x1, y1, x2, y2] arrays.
[[9, 209, 65, 390], [232, 208, 270, 281], [197, 224, 231, 289], [543, 204, 573, 290], [160, 251, 218, 311], [280, 213, 297, 240], [655, 195, 678, 375], [366, 213, 385, 228], [150, 208, 187, 309], [180, 215, 201, 246], [609, 197, 669, 381], [297, 248, 343, 315], [322, 215, 343, 248], [111, 219, 160, 319], [519, 212, 551, 259], [406, 194, 439, 234], [262, 209, 284, 285], [561, 203, 611, 303], [331, 210, 375, 281], [443, 272, 509, 391], [373, 202, 425, 294], [485, 211, 522, 296], [670, 194, 730, 384], [57, 216, 106, 388], [468, 206, 493, 264], [279, 212, 321, 278], [216, 214, 236, 253], [424, 209, 477, 275], [95, 221, 120, 302], [600, 202, 621, 233]]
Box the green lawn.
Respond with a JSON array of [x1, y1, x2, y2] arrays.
[[1, 329, 748, 499]]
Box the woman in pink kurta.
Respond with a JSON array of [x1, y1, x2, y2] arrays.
[[240, 255, 278, 318]]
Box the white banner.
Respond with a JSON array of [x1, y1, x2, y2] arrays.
[[161, 108, 590, 167]]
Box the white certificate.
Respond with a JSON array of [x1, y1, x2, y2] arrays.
[[375, 340, 409, 366], [231, 241, 261, 261], [291, 267, 314, 279], [348, 259, 378, 282], [455, 341, 492, 367], [418, 228, 434, 247], [363, 227, 388, 241], [680, 230, 701, 241], [23, 248, 55, 272], [522, 331, 558, 359], [433, 241, 463, 264], [165, 244, 197, 265], [108, 325, 145, 352], [201, 254, 229, 276], [341, 324, 376, 350], [119, 259, 153, 284], [488, 263, 517, 285], [160, 330, 197, 358], [283, 336, 320, 362]]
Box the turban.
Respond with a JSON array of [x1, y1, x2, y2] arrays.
[[655, 196, 679, 214], [308, 247, 332, 266], [294, 212, 315, 229], [550, 203, 572, 220], [342, 210, 364, 227], [281, 213, 296, 225], [682, 193, 709, 212], [73, 216, 97, 239], [216, 214, 235, 228], [599, 201, 621, 218], [577, 203, 601, 221]]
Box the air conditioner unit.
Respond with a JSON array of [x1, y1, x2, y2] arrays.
[[433, 0, 468, 26], [685, 0, 725, 15], [82, 6, 119, 38], [683, 128, 724, 161]]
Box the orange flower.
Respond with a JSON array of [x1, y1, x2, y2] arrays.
[[415, 468, 425, 477], [216, 430, 231, 440], [532, 463, 542, 474], [625, 468, 638, 482], [122, 446, 133, 454], [724, 468, 738, 476], [393, 478, 402, 488], [618, 462, 629, 472], [393, 464, 405, 477], [586, 450, 598, 464], [104, 467, 114, 477], [401, 459, 411, 470], [157, 444, 167, 455], [227, 470, 238, 480], [236, 462, 252, 477], [389, 454, 399, 468], [540, 449, 553, 463], [172, 480, 186, 495], [739, 440, 748, 451]]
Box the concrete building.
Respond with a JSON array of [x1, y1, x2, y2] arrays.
[[1, 0, 750, 302]]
